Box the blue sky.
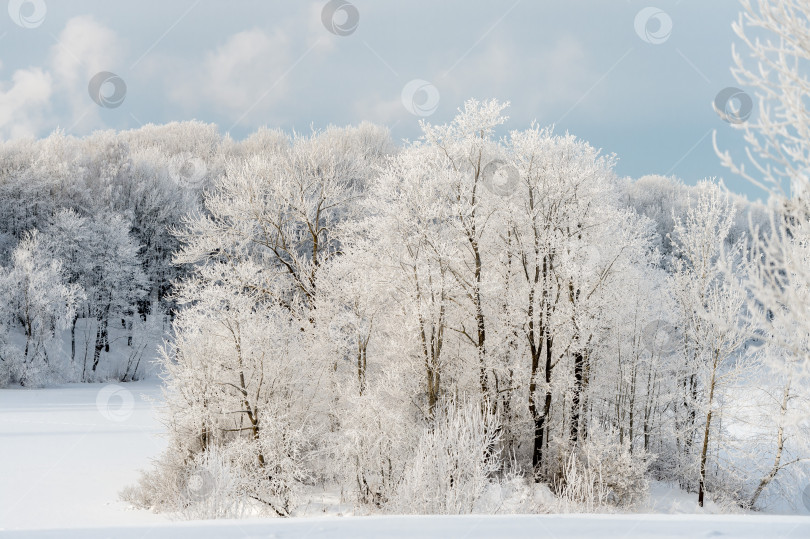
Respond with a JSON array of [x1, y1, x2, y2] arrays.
[[0, 0, 758, 198]]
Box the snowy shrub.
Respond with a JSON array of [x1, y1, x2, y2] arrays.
[[121, 443, 192, 513], [553, 430, 650, 511], [176, 446, 248, 520], [232, 427, 314, 516], [553, 448, 611, 512], [125, 436, 311, 519], [329, 385, 419, 508], [135, 389, 315, 519], [123, 444, 248, 520], [471, 468, 557, 514], [388, 399, 502, 514]]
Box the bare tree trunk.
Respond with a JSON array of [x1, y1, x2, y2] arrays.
[[103, 314, 110, 353], [356, 339, 367, 396], [749, 377, 791, 508], [697, 407, 712, 507], [570, 349, 584, 445], [580, 353, 591, 441], [698, 353, 719, 507], [71, 313, 79, 363], [539, 332, 554, 474], [567, 277, 584, 446], [470, 239, 488, 399], [92, 319, 104, 372], [527, 313, 547, 476], [628, 360, 637, 454], [415, 265, 445, 419], [530, 254, 555, 480], [124, 316, 133, 347], [527, 314, 542, 473], [426, 357, 440, 418]]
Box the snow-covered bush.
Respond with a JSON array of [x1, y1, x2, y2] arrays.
[[123, 444, 248, 520], [177, 446, 248, 520], [333, 389, 417, 507], [126, 433, 313, 519], [120, 443, 186, 513], [471, 468, 557, 514], [388, 399, 502, 514], [553, 429, 650, 511]]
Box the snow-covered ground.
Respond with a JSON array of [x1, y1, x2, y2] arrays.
[[2, 514, 809, 538], [0, 380, 170, 530], [1, 381, 809, 538]]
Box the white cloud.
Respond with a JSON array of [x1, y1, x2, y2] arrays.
[[0, 4, 336, 137], [50, 16, 126, 132], [355, 94, 410, 126], [351, 34, 593, 131], [0, 67, 53, 139], [51, 15, 123, 90], [441, 35, 591, 115], [0, 15, 125, 139], [204, 29, 291, 112], [155, 3, 340, 128], [165, 27, 294, 122]]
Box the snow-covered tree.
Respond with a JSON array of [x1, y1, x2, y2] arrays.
[[503, 123, 656, 479], [0, 231, 81, 386], [714, 0, 810, 377], [669, 183, 755, 505]]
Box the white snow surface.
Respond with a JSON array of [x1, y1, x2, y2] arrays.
[[2, 514, 809, 538], [0, 380, 169, 530], [2, 380, 809, 538]]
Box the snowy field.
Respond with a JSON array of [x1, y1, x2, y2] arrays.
[[3, 514, 810, 539], [0, 380, 169, 530], [1, 381, 808, 538]]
